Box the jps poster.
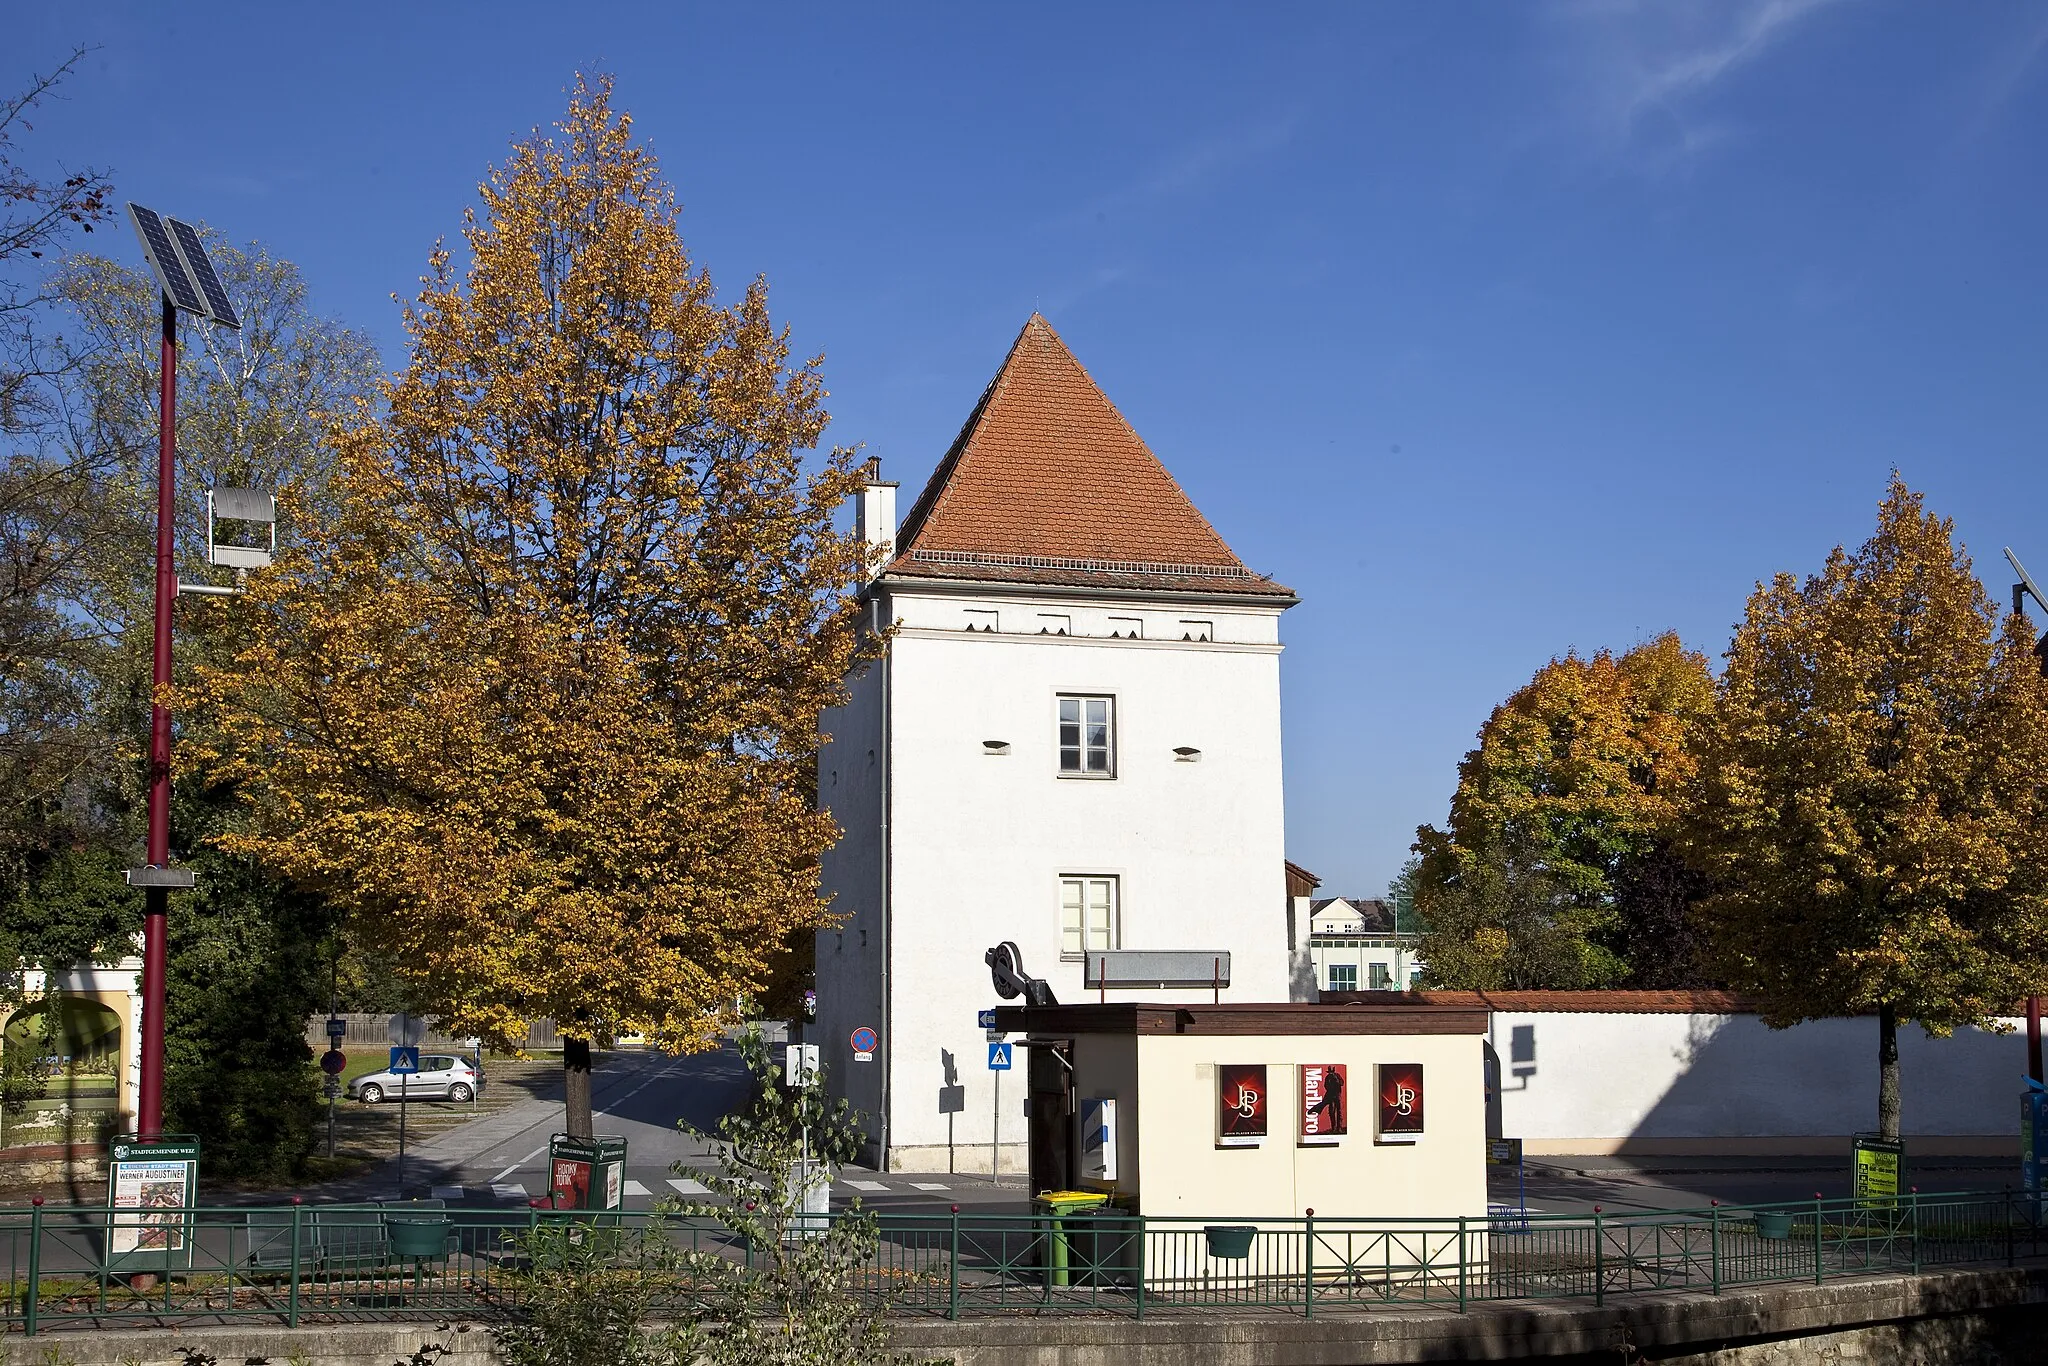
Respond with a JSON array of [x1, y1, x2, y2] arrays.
[[1217, 1063, 1268, 1146], [1376, 1063, 1425, 1142], [1299, 1063, 1348, 1144]]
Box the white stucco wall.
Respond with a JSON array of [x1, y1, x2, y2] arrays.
[[1489, 1009, 2029, 1155], [818, 579, 1292, 1170]]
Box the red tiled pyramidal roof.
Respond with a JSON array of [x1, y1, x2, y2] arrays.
[[887, 315, 1292, 598]]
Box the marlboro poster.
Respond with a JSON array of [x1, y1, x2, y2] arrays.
[[1377, 1063, 1425, 1142], [1300, 1063, 1348, 1144], [1217, 1063, 1268, 1146]]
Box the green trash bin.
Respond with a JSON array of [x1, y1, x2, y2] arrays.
[[1071, 1206, 1144, 1287], [1034, 1190, 1110, 1288]]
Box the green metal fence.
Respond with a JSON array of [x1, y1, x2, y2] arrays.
[[0, 1190, 2040, 1333]]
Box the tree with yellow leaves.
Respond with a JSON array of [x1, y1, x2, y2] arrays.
[[194, 76, 872, 1136], [1683, 478, 2048, 1140], [1414, 632, 1717, 988]]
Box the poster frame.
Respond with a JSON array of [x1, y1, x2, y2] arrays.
[[104, 1133, 201, 1272], [1299, 1063, 1348, 1146]]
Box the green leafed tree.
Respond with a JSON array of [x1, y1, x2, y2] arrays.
[[1413, 632, 1717, 987], [1681, 477, 2048, 1140]]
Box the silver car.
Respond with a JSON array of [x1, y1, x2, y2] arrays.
[[348, 1053, 484, 1104]]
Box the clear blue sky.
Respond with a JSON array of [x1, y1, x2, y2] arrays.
[[14, 3, 2048, 899]]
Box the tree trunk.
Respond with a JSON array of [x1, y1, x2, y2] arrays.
[[1877, 1002, 1901, 1141], [563, 1035, 594, 1139]]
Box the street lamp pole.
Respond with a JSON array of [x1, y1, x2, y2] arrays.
[[136, 295, 179, 1137]]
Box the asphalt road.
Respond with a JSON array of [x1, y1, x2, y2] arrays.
[[312, 1045, 2018, 1220]]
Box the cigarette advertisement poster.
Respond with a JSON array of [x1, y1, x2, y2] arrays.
[[104, 1135, 200, 1270], [1299, 1063, 1348, 1144], [551, 1157, 593, 1208], [1217, 1063, 1268, 1147], [1376, 1063, 1425, 1142]]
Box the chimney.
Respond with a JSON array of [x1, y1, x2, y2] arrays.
[[855, 456, 898, 580]]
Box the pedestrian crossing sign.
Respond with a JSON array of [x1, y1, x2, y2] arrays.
[[988, 1042, 1013, 1070]]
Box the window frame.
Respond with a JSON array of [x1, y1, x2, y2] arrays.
[[1326, 962, 1359, 992], [1059, 874, 1121, 962], [1056, 693, 1117, 779]]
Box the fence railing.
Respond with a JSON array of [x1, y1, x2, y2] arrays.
[[0, 1189, 2040, 1333]]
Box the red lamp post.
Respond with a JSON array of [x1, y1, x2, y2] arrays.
[[123, 205, 243, 1137]]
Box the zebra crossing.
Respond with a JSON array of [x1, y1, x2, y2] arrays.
[[437, 1174, 956, 1203]]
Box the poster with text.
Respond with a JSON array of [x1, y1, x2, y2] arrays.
[[552, 1157, 593, 1208], [1376, 1063, 1425, 1142], [109, 1160, 192, 1255], [1217, 1063, 1268, 1146], [1299, 1063, 1348, 1144]]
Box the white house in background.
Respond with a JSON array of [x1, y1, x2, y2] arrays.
[[1306, 897, 1424, 994], [815, 314, 1299, 1173]]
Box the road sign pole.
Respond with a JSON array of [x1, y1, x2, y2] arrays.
[[399, 1070, 407, 1194]]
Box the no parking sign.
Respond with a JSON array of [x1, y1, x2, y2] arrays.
[[851, 1025, 878, 1062]]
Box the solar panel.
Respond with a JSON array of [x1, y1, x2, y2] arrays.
[[127, 204, 205, 316], [166, 217, 241, 330]]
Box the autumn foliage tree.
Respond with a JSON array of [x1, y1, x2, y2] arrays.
[[1681, 478, 2048, 1140], [195, 76, 872, 1136], [1414, 632, 1717, 988]]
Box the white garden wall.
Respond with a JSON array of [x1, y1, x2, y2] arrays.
[[1483, 1003, 2028, 1156]]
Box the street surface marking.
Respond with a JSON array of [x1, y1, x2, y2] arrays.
[[430, 1185, 466, 1201], [668, 1177, 710, 1195], [844, 1180, 889, 1192], [624, 1179, 651, 1196], [490, 1144, 547, 1184], [491, 1183, 528, 1200], [909, 1182, 949, 1191]]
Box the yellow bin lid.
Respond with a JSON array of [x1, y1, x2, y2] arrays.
[[1035, 1190, 1110, 1211]]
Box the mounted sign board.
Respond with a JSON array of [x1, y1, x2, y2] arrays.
[[1078, 1097, 1118, 1181], [320, 1049, 347, 1076], [1853, 1134, 1903, 1208], [1217, 1063, 1268, 1147], [105, 1134, 200, 1272], [325, 1017, 347, 1040], [850, 1026, 878, 1061], [1376, 1063, 1424, 1143], [1486, 1137, 1525, 1166], [977, 1009, 998, 1029], [1299, 1063, 1348, 1145], [987, 1042, 1014, 1071], [389, 1046, 421, 1075], [783, 1043, 819, 1087], [388, 1013, 428, 1047]]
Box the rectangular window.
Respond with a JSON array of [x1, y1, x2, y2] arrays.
[[1369, 962, 1392, 990], [1327, 963, 1358, 992], [1060, 876, 1119, 960], [1058, 695, 1115, 776]]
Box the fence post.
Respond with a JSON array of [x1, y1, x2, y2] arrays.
[[1908, 1187, 1920, 1276], [1593, 1207, 1605, 1308], [2007, 1187, 2016, 1268], [1457, 1216, 1468, 1312], [948, 1205, 960, 1321], [1303, 1209, 1314, 1320], [1135, 1213, 1146, 1321], [289, 1197, 303, 1328], [1709, 1201, 1721, 1295], [25, 1197, 43, 1337], [1812, 1192, 1825, 1286]]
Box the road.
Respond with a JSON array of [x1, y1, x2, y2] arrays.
[[366, 1044, 1024, 1213], [324, 1045, 2015, 1219]]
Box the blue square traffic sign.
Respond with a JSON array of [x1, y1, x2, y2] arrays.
[[987, 1042, 1013, 1071], [389, 1046, 420, 1074], [977, 1009, 997, 1029]]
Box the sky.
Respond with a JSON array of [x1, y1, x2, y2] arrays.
[[11, 1, 2048, 898]]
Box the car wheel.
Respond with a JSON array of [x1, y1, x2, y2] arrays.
[[358, 1083, 384, 1104], [449, 1082, 474, 1103]]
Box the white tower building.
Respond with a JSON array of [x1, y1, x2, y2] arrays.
[[815, 316, 1297, 1173]]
